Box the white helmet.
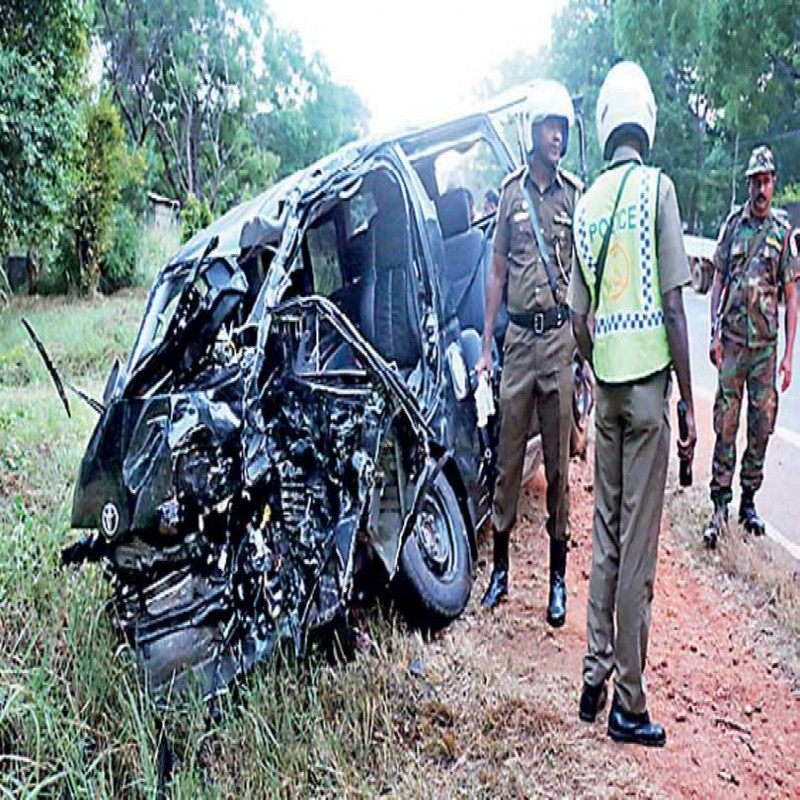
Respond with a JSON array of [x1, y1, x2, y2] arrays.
[[522, 79, 574, 157], [596, 61, 657, 160]]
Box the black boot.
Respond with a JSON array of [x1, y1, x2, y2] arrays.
[[739, 490, 765, 536], [579, 681, 608, 723], [607, 693, 666, 747], [546, 539, 567, 628], [481, 528, 509, 609], [703, 497, 728, 550]]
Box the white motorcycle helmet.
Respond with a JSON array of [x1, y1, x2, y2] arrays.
[[522, 79, 574, 158], [596, 61, 657, 160]]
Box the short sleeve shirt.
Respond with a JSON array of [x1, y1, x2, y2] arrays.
[[568, 147, 691, 315], [494, 167, 580, 315], [713, 203, 798, 346]]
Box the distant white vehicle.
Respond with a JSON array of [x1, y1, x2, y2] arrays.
[[684, 233, 716, 294]]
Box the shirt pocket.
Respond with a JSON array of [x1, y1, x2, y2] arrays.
[[509, 209, 536, 264], [554, 218, 573, 275], [730, 238, 746, 264], [746, 280, 778, 345], [760, 239, 782, 282]]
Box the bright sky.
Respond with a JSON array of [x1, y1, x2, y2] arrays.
[[268, 0, 564, 135]]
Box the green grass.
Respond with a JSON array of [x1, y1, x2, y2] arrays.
[[0, 290, 147, 388], [0, 217, 181, 389], [0, 292, 440, 798]]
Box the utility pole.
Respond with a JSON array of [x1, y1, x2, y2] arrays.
[[730, 131, 739, 212]]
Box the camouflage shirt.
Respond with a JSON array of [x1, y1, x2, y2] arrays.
[[713, 202, 798, 347], [494, 165, 581, 315]]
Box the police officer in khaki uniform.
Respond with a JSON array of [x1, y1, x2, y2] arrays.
[[476, 80, 581, 627], [569, 62, 696, 746]]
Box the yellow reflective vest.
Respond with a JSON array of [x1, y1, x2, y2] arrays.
[[574, 163, 672, 383]]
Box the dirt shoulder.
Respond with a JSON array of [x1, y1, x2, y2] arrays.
[[464, 449, 799, 798]]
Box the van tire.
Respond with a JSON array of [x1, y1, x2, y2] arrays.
[[394, 472, 472, 627]]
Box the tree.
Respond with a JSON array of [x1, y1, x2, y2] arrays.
[[613, 0, 724, 232], [699, 0, 798, 133], [699, 0, 800, 209], [67, 99, 127, 293], [96, 0, 271, 208], [95, 1, 368, 215], [254, 54, 369, 180], [0, 0, 88, 256], [476, 48, 550, 100], [548, 0, 619, 179], [616, 0, 799, 231], [472, 1, 618, 179], [480, 1, 798, 234]]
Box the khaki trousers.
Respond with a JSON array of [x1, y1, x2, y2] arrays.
[[582, 368, 671, 715], [491, 322, 573, 540]]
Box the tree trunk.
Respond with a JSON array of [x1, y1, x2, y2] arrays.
[[687, 111, 707, 234]]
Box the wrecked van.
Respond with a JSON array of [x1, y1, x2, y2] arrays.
[[57, 94, 591, 698]]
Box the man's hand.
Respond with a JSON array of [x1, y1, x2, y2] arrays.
[[677, 402, 697, 463], [779, 353, 793, 392], [709, 332, 722, 368], [582, 360, 595, 389], [476, 344, 493, 377]]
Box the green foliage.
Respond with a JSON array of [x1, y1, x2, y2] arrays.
[[474, 0, 618, 180], [180, 194, 214, 244], [101, 204, 142, 292], [95, 1, 368, 217], [477, 48, 549, 100], [774, 183, 800, 207], [698, 0, 799, 134], [548, 0, 618, 179], [0, 0, 88, 257], [256, 55, 370, 180], [63, 99, 129, 293], [479, 0, 798, 235]]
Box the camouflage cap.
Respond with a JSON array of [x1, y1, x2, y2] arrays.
[[745, 145, 776, 177]]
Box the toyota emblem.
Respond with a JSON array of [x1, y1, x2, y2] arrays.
[[101, 502, 120, 538]]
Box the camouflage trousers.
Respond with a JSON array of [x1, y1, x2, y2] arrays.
[[710, 341, 778, 504]]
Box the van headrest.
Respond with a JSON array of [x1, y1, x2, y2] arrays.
[[437, 189, 473, 239]]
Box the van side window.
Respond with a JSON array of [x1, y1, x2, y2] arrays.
[[306, 219, 343, 297]]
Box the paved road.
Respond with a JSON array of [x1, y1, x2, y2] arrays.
[[683, 290, 800, 557]]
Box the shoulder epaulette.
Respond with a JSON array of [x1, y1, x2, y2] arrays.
[[726, 205, 742, 223], [558, 168, 584, 192], [501, 165, 525, 188], [717, 205, 742, 243], [772, 207, 791, 230]]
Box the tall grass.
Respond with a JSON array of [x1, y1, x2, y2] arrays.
[[137, 217, 182, 288], [0, 291, 146, 388], [665, 483, 800, 668]]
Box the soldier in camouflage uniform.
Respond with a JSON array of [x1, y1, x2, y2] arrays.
[[704, 146, 799, 548]]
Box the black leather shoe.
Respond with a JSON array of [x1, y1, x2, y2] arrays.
[[546, 539, 567, 627], [607, 695, 666, 747], [739, 491, 765, 536], [481, 527, 509, 609], [578, 682, 607, 723]]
